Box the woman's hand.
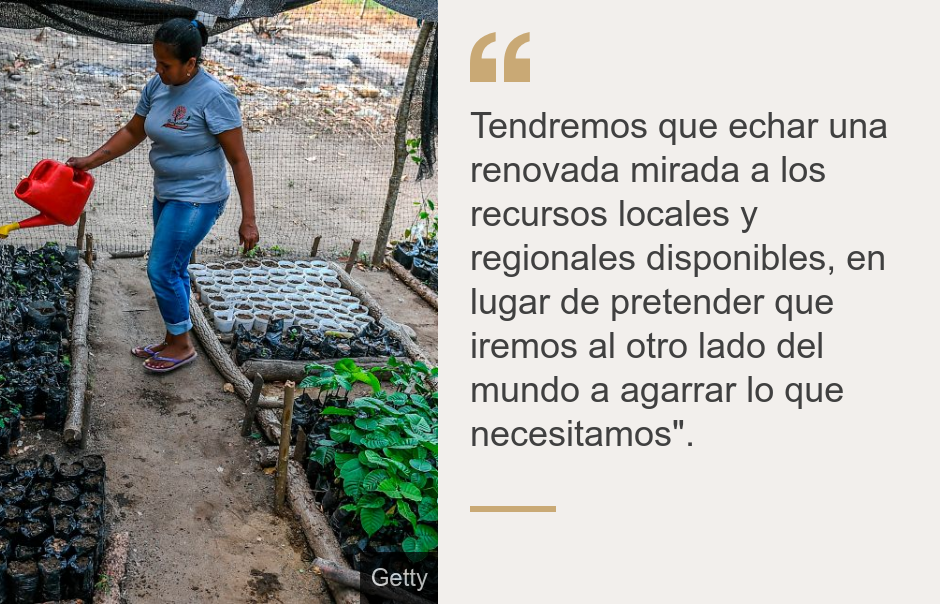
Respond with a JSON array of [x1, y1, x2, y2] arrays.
[[66, 156, 95, 171], [239, 219, 260, 253]]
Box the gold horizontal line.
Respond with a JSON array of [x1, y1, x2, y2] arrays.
[[470, 506, 556, 513]]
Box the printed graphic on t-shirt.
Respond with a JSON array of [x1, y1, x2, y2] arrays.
[[163, 105, 190, 130]]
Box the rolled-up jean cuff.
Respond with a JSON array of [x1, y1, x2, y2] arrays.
[[166, 318, 193, 336]]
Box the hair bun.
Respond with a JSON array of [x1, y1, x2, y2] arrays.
[[194, 20, 209, 46]]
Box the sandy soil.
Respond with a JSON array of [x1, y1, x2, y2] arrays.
[[84, 258, 332, 603]]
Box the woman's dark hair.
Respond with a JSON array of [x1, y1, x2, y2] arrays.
[[154, 18, 209, 64]]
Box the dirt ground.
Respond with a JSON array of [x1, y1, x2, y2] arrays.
[[84, 258, 332, 603], [10, 256, 437, 603]]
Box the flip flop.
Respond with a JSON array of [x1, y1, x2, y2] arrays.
[[143, 352, 198, 373], [131, 344, 164, 359]]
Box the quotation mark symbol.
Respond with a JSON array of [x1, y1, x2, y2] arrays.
[[470, 33, 531, 82]]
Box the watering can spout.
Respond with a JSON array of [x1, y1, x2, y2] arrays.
[[0, 222, 20, 239]]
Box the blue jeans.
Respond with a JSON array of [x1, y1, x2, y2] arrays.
[[148, 197, 226, 335]]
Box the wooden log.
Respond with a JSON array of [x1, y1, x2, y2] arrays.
[[386, 257, 437, 311], [257, 409, 281, 443], [294, 427, 308, 464], [275, 381, 295, 513], [85, 233, 94, 268], [242, 357, 390, 383], [76, 212, 86, 250], [241, 374, 264, 437], [313, 557, 434, 604], [345, 238, 361, 274], [64, 259, 93, 445], [311, 235, 322, 257], [109, 250, 147, 259], [287, 460, 367, 604], [93, 531, 130, 604]]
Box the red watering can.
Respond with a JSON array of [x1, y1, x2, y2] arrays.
[[0, 159, 95, 238]]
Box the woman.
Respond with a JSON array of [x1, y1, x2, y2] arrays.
[[68, 18, 259, 373]]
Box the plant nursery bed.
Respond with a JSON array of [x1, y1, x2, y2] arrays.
[[0, 452, 107, 603], [191, 258, 412, 367], [290, 358, 439, 603], [0, 244, 93, 450]]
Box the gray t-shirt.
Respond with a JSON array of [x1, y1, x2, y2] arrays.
[[135, 69, 242, 204]]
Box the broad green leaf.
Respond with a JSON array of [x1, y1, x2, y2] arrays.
[[309, 446, 335, 466], [398, 483, 423, 502], [298, 376, 319, 389], [405, 414, 431, 433], [358, 371, 382, 394], [355, 418, 378, 431], [362, 469, 389, 491], [334, 452, 355, 470], [414, 524, 438, 551], [335, 358, 357, 373], [361, 434, 391, 449], [410, 472, 428, 489], [340, 459, 364, 481], [340, 503, 357, 512], [384, 458, 412, 476], [336, 375, 353, 392], [318, 439, 338, 447], [363, 450, 388, 467], [378, 477, 401, 498], [388, 393, 408, 406], [358, 493, 386, 509], [351, 397, 381, 410], [398, 501, 418, 531], [322, 407, 356, 416], [409, 459, 433, 472], [330, 424, 356, 443], [360, 507, 386, 536], [418, 497, 438, 521]]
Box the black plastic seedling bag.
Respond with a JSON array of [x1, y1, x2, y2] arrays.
[[0, 340, 12, 363], [58, 462, 84, 482], [79, 493, 103, 509], [13, 460, 37, 479], [19, 519, 49, 546], [81, 474, 105, 498], [39, 555, 67, 601], [38, 455, 57, 480], [68, 536, 96, 558], [75, 519, 102, 541], [26, 301, 56, 330], [44, 388, 69, 431], [52, 483, 81, 506], [81, 456, 105, 476], [66, 554, 95, 599], [53, 516, 74, 539], [43, 535, 70, 559], [0, 557, 6, 602], [17, 380, 38, 417], [0, 462, 13, 482], [291, 392, 318, 439], [48, 504, 74, 520], [14, 544, 40, 560], [7, 559, 39, 603], [74, 503, 101, 524]]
